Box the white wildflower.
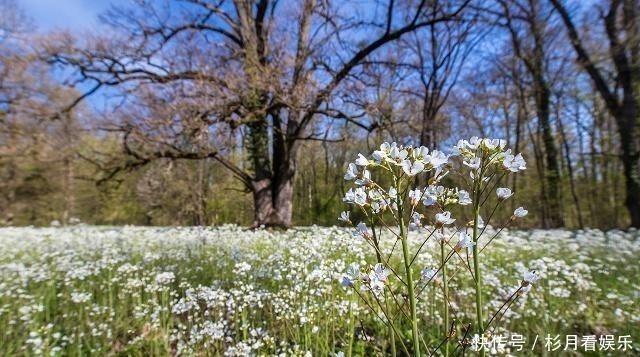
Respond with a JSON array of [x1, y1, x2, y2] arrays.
[[503, 150, 526, 172], [409, 188, 422, 205], [496, 187, 513, 200], [467, 136, 481, 150], [402, 160, 424, 176], [368, 263, 390, 294], [355, 222, 372, 239], [458, 190, 472, 205], [388, 187, 398, 200], [410, 212, 422, 229], [155, 271, 175, 285], [354, 169, 372, 186], [454, 232, 474, 252], [389, 145, 408, 163], [513, 207, 528, 218], [70, 291, 92, 304], [344, 163, 358, 180], [464, 157, 481, 170], [353, 187, 367, 206], [428, 150, 449, 169], [435, 211, 455, 226], [372, 142, 391, 162], [522, 270, 540, 286], [421, 267, 439, 284], [355, 153, 369, 166]]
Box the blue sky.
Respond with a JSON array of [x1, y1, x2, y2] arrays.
[[20, 0, 120, 32], [19, 0, 125, 111]]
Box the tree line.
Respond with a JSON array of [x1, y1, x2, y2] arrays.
[[1, 0, 638, 229]]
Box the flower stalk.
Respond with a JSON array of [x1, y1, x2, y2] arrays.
[[472, 195, 484, 356], [440, 239, 449, 357], [398, 200, 420, 356]]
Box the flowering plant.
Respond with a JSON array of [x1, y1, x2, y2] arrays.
[[340, 138, 538, 356]]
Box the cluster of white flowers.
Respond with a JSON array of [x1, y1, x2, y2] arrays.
[[70, 291, 92, 304], [155, 271, 176, 286], [342, 139, 530, 226], [343, 143, 449, 209], [367, 263, 391, 295], [342, 138, 531, 245], [453, 137, 527, 179], [339, 138, 543, 352], [341, 262, 392, 296]]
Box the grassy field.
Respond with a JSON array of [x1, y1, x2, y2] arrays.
[[0, 226, 638, 356]]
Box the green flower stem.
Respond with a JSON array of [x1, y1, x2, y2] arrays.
[[472, 182, 485, 357], [372, 219, 397, 357], [398, 201, 420, 357], [441, 241, 449, 357], [347, 296, 354, 357], [384, 291, 397, 357]]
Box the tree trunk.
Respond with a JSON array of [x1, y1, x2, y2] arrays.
[[1, 165, 16, 226], [530, 4, 564, 228], [252, 178, 276, 227], [534, 75, 564, 228], [616, 101, 640, 227], [550, 0, 640, 227], [268, 116, 297, 228], [193, 159, 208, 226], [420, 98, 436, 151], [246, 113, 297, 229], [274, 172, 294, 227], [1, 131, 17, 226], [528, 121, 548, 226], [250, 173, 294, 228], [418, 95, 437, 187], [558, 99, 583, 228], [63, 156, 76, 225]]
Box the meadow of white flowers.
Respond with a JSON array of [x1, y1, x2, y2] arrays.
[[0, 225, 638, 356]]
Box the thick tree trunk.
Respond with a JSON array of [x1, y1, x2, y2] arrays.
[[246, 113, 297, 229], [250, 172, 294, 228], [620, 141, 640, 227], [252, 178, 277, 227], [616, 101, 640, 227], [274, 173, 294, 227]]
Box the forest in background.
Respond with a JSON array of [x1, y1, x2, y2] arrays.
[[1, 0, 639, 229]]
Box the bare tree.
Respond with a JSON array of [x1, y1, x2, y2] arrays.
[[498, 0, 564, 227], [1, 1, 83, 225], [551, 0, 640, 227], [46, 0, 470, 228], [411, 2, 480, 151]]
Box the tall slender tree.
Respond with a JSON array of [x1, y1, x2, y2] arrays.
[[551, 0, 640, 227], [499, 0, 564, 227]]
